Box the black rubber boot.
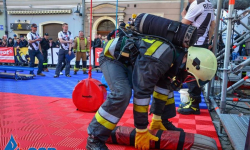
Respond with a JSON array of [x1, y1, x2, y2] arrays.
[[177, 99, 200, 115], [74, 71, 77, 75], [86, 135, 109, 150], [163, 120, 184, 132]]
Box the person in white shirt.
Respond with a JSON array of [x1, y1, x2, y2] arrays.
[[27, 23, 45, 76], [178, 0, 216, 115], [54, 23, 73, 78]]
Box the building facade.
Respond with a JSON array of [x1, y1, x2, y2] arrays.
[[4, 0, 186, 40], [0, 0, 5, 36]]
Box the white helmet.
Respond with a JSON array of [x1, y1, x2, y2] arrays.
[[186, 46, 217, 87]]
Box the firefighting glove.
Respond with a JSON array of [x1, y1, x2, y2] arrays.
[[149, 118, 167, 131], [135, 128, 159, 150]]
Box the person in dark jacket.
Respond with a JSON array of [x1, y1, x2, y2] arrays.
[[7, 38, 14, 47], [40, 33, 50, 72], [93, 34, 101, 48], [49, 38, 56, 48], [20, 36, 28, 47], [55, 38, 61, 48], [107, 22, 126, 40], [14, 38, 22, 48]]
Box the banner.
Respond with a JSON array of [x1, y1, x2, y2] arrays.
[[47, 48, 52, 65], [0, 47, 15, 63], [95, 48, 102, 67], [14, 47, 41, 64], [52, 48, 60, 65]]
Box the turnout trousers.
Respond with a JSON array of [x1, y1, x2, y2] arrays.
[[42, 49, 48, 69], [87, 53, 133, 142], [74, 51, 87, 72]]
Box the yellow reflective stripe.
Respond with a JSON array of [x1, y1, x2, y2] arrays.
[[95, 111, 116, 130], [77, 37, 80, 51], [104, 39, 114, 59], [82, 68, 87, 71], [144, 41, 163, 56], [142, 39, 155, 44], [74, 65, 79, 70], [165, 97, 175, 105], [153, 91, 168, 101], [133, 104, 149, 113]]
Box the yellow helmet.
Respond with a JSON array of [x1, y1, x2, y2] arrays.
[[186, 47, 217, 87], [132, 14, 137, 19]]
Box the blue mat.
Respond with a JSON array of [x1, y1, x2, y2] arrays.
[[0, 69, 207, 109]]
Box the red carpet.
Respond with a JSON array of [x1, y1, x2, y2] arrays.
[[0, 92, 221, 150]]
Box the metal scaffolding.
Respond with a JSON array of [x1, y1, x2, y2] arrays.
[[207, 0, 250, 149]]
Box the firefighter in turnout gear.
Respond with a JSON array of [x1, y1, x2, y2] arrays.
[[40, 33, 50, 72], [73, 31, 89, 74], [86, 30, 217, 149]]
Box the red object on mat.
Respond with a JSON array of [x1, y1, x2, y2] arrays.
[[72, 78, 107, 112], [106, 126, 194, 150]]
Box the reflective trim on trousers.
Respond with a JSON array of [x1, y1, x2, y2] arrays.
[[98, 107, 120, 124], [165, 97, 175, 105], [95, 111, 117, 130], [133, 97, 151, 106], [168, 92, 174, 99], [154, 86, 170, 95], [133, 104, 149, 113]]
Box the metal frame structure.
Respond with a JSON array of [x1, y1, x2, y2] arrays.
[[207, 0, 250, 149]]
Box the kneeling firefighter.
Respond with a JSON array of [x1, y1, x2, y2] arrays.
[[86, 14, 217, 150]]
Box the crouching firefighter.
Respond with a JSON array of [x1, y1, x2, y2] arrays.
[[73, 31, 89, 74], [86, 32, 217, 150]]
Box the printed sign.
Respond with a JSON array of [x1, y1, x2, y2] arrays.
[[0, 47, 15, 63]]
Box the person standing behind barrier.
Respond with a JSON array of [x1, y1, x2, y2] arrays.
[[20, 36, 28, 47], [73, 31, 89, 75], [40, 33, 50, 72], [54, 23, 73, 78], [7, 38, 14, 47], [27, 23, 45, 77], [49, 38, 56, 48], [178, 0, 216, 115]]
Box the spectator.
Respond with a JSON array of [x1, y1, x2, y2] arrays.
[[14, 38, 21, 48], [2, 35, 7, 43], [0, 38, 2, 46], [93, 34, 101, 48], [20, 36, 28, 47], [49, 38, 56, 48], [98, 34, 102, 40], [40, 33, 50, 72], [55, 38, 61, 48], [13, 34, 18, 45], [7, 38, 14, 47], [0, 40, 7, 47], [87, 36, 93, 47]]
